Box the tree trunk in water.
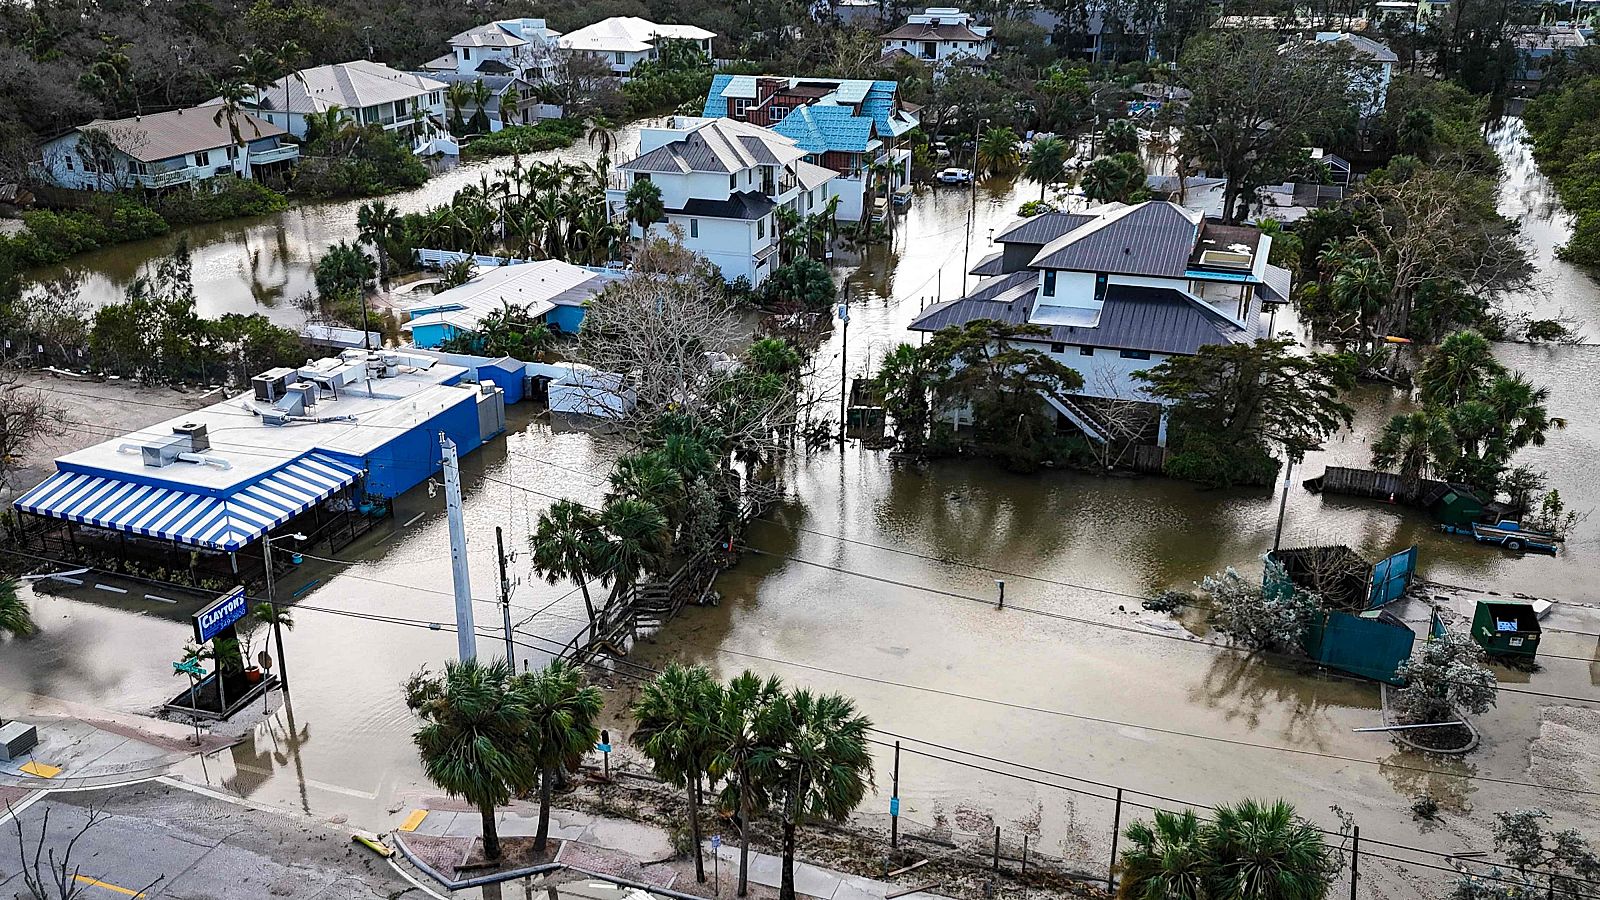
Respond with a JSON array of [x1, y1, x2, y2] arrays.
[[480, 801, 502, 861], [535, 765, 554, 851], [690, 773, 706, 883], [579, 579, 597, 638], [737, 772, 752, 897], [779, 820, 797, 900]]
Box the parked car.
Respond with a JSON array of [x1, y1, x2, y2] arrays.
[[932, 141, 951, 160], [937, 167, 973, 185]]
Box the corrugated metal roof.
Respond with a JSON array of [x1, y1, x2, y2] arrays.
[[970, 250, 1006, 276], [772, 104, 874, 153], [1030, 202, 1201, 276], [994, 211, 1095, 246], [80, 105, 286, 163], [794, 160, 838, 190], [671, 191, 776, 220], [908, 280, 1245, 356], [621, 118, 805, 174], [1261, 263, 1293, 304]]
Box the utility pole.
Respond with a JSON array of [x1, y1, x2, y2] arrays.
[[496, 526, 514, 665], [440, 433, 476, 662], [1273, 460, 1293, 553], [837, 296, 850, 447]]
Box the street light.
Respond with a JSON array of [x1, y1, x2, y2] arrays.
[[262, 531, 306, 692], [837, 297, 850, 447]]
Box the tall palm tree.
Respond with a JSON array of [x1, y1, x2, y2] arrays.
[[1482, 372, 1553, 454], [234, 48, 279, 108], [1117, 809, 1208, 900], [515, 660, 603, 852], [469, 79, 494, 134], [530, 500, 608, 634], [356, 200, 402, 287], [500, 82, 523, 128], [404, 658, 536, 861], [709, 672, 786, 898], [624, 179, 665, 252], [1024, 135, 1067, 200], [588, 123, 615, 185], [445, 82, 471, 136], [975, 126, 1021, 176], [210, 77, 261, 176], [754, 689, 874, 900], [1206, 799, 1336, 900], [1416, 329, 1502, 407], [598, 497, 671, 610], [0, 579, 36, 638], [1373, 410, 1456, 497], [1328, 255, 1390, 341], [632, 664, 723, 883], [607, 452, 686, 532]]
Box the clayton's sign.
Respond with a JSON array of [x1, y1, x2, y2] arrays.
[[194, 586, 249, 643]]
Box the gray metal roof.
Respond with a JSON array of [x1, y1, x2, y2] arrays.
[[994, 211, 1094, 246], [1030, 202, 1201, 276], [669, 191, 776, 220], [909, 280, 1245, 356], [1260, 263, 1292, 304], [970, 250, 1005, 276], [621, 118, 805, 175]]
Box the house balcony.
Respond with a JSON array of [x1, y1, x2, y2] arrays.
[[248, 145, 299, 165], [133, 166, 224, 188]]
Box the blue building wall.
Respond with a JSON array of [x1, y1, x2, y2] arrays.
[[330, 387, 483, 499], [546, 305, 586, 333]]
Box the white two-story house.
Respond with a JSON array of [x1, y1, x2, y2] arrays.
[[881, 8, 994, 64], [241, 61, 451, 155], [421, 18, 563, 81], [607, 118, 836, 287], [910, 201, 1293, 445], [559, 17, 715, 76], [35, 105, 298, 191], [1312, 32, 1396, 117]]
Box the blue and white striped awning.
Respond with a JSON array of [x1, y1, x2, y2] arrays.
[[14, 453, 363, 552]]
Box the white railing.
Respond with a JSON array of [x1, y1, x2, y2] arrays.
[[249, 144, 299, 165], [413, 248, 627, 278]]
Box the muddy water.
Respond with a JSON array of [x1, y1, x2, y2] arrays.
[[20, 122, 650, 323], [2, 119, 1597, 897]]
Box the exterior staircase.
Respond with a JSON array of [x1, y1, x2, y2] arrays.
[[1041, 391, 1109, 444]]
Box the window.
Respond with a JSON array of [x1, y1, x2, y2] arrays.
[[614, 51, 625, 65], [1050, 342, 1065, 354], [733, 98, 751, 116], [770, 106, 787, 122], [1042, 270, 1056, 297], [65, 156, 74, 171], [1079, 346, 1094, 357], [690, 218, 699, 238], [1094, 273, 1109, 304], [464, 48, 472, 60], [1119, 349, 1151, 360], [194, 150, 211, 166], [757, 217, 766, 240], [730, 173, 737, 190], [635, 173, 651, 185]]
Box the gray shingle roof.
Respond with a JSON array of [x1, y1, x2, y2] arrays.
[[621, 118, 804, 175], [670, 191, 776, 220], [994, 211, 1095, 246], [908, 280, 1245, 356], [1029, 202, 1201, 276], [81, 105, 286, 163]]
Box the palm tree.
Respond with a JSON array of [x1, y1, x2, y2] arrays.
[[404, 658, 536, 861], [499, 83, 523, 128], [1373, 410, 1456, 498], [754, 689, 874, 900], [976, 126, 1021, 176], [1328, 255, 1390, 341], [1117, 809, 1207, 900], [709, 671, 786, 898], [631, 664, 723, 882], [356, 200, 402, 287], [624, 179, 665, 251], [234, 48, 279, 107], [1206, 799, 1336, 900], [210, 77, 261, 177], [1024, 135, 1067, 201], [445, 82, 471, 136], [469, 79, 494, 134], [588, 123, 615, 185], [530, 500, 608, 634], [598, 496, 672, 611], [273, 41, 307, 123], [0, 579, 36, 638], [1482, 372, 1553, 454], [515, 660, 603, 852], [1081, 153, 1146, 204], [1417, 329, 1502, 407], [607, 452, 686, 532], [250, 601, 293, 677]]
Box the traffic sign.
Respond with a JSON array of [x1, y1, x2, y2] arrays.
[[173, 659, 204, 678]]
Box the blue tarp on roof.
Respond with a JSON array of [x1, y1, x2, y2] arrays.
[[773, 105, 874, 154], [15, 453, 363, 551]]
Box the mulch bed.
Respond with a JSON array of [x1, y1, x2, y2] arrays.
[[1400, 722, 1476, 753], [461, 837, 559, 872]]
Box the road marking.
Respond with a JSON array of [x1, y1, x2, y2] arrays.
[[19, 761, 61, 778], [396, 809, 428, 832], [93, 584, 128, 594], [144, 594, 177, 604], [0, 789, 45, 827], [72, 875, 146, 898], [402, 512, 426, 528]]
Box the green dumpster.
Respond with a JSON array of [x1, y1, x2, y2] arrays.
[[1471, 600, 1541, 659], [1432, 489, 1484, 528]]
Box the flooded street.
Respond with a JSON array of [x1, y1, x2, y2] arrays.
[[2, 118, 1597, 898]]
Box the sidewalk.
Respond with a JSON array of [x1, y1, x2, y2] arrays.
[[397, 800, 955, 900], [0, 690, 232, 791]]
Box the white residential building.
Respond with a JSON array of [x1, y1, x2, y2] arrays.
[[35, 105, 298, 191], [911, 202, 1293, 444], [880, 8, 993, 64], [559, 17, 715, 76], [606, 118, 837, 287], [1312, 32, 1396, 116], [240, 60, 451, 154], [420, 18, 563, 81]]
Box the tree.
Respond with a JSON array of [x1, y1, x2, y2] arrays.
[[624, 178, 665, 246], [1203, 560, 1321, 655], [1372, 410, 1457, 497], [0, 367, 62, 490], [1102, 119, 1140, 155], [0, 579, 35, 638], [976, 126, 1021, 176], [1138, 339, 1356, 487], [1119, 800, 1337, 900], [1392, 630, 1497, 726], [877, 342, 945, 456], [710, 671, 786, 897], [313, 241, 375, 300], [355, 201, 402, 287], [1080, 153, 1147, 204], [404, 658, 537, 861], [445, 82, 471, 136], [764, 258, 835, 310], [1452, 809, 1600, 900], [210, 77, 260, 177], [530, 500, 608, 634], [468, 79, 494, 134], [8, 801, 164, 900], [1024, 134, 1067, 200], [631, 664, 723, 882], [1177, 32, 1360, 223], [754, 689, 874, 900], [516, 660, 603, 852], [499, 83, 522, 127], [598, 497, 671, 612]]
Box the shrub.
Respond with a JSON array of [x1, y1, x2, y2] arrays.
[[1202, 559, 1321, 654], [1392, 631, 1497, 725], [463, 119, 585, 158], [155, 177, 288, 225], [1142, 589, 1191, 614], [1162, 432, 1279, 487]]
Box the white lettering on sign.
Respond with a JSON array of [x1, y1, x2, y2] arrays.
[[194, 587, 249, 643]]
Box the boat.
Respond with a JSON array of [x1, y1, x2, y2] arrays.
[[936, 167, 973, 185], [1467, 520, 1559, 554]]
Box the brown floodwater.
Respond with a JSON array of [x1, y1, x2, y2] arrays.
[[1, 118, 1596, 900]]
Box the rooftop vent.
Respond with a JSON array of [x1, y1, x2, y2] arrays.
[[172, 422, 209, 453], [1198, 249, 1254, 270]]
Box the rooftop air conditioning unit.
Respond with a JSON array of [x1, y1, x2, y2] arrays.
[[172, 422, 210, 453], [252, 367, 296, 402], [1198, 249, 1254, 270]]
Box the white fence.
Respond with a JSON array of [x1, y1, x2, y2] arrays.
[[413, 248, 627, 279]]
